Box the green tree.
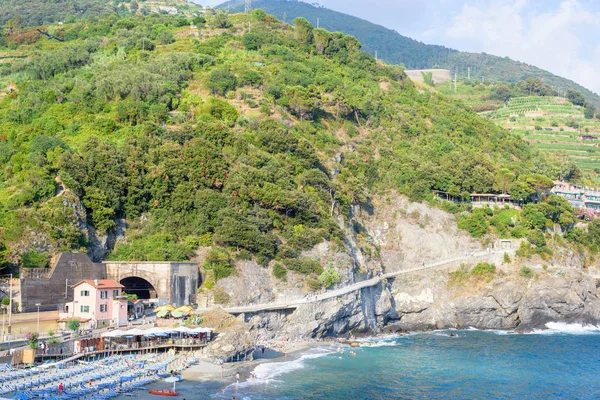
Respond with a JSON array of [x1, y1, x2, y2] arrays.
[[0, 242, 7, 272], [491, 84, 511, 102], [83, 187, 116, 234], [293, 17, 313, 45], [584, 105, 596, 119], [567, 90, 585, 106], [313, 28, 331, 54], [213, 12, 232, 29], [207, 69, 237, 96], [67, 319, 80, 333], [318, 267, 340, 288], [202, 247, 235, 279]]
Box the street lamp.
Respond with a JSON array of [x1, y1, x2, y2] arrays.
[[35, 303, 41, 334], [1, 305, 6, 340]]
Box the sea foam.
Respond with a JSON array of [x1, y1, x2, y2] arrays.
[[532, 322, 600, 335]]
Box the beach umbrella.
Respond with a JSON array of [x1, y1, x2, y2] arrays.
[[153, 305, 175, 313], [172, 326, 193, 333], [125, 328, 145, 336], [165, 376, 179, 392], [101, 330, 125, 338], [145, 327, 166, 335], [174, 305, 194, 314], [156, 310, 169, 318], [171, 311, 184, 318]]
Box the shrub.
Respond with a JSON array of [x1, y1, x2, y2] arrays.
[[21, 251, 49, 268], [272, 263, 287, 280], [67, 319, 80, 333], [25, 332, 39, 349], [318, 267, 340, 288], [503, 253, 511, 264], [306, 278, 321, 291], [207, 69, 237, 96], [212, 12, 232, 29], [203, 247, 235, 279], [471, 262, 496, 275], [213, 287, 231, 304], [283, 257, 323, 275], [519, 266, 533, 278], [202, 269, 216, 290]]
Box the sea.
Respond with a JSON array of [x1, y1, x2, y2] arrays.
[[214, 323, 600, 399]]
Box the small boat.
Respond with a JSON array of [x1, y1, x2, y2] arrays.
[[148, 389, 180, 396]]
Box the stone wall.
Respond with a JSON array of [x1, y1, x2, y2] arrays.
[[105, 261, 199, 307], [20, 254, 199, 312], [20, 253, 105, 312]]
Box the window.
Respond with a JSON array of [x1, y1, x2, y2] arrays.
[[113, 290, 119, 298], [80, 290, 90, 297], [80, 305, 90, 313], [100, 304, 107, 312], [100, 291, 108, 299]]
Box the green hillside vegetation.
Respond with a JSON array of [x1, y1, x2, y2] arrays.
[[0, 0, 204, 27], [436, 79, 600, 184], [219, 0, 600, 108], [0, 9, 597, 282]]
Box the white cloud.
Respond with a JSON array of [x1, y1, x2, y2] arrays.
[[444, 0, 600, 94]]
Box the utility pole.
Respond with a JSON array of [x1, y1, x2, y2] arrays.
[[8, 273, 12, 334], [375, 50, 378, 61], [454, 72, 457, 92], [468, 67, 471, 80], [36, 303, 41, 334], [317, 17, 319, 28]]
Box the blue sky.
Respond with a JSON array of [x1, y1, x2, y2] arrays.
[[199, 0, 600, 94]]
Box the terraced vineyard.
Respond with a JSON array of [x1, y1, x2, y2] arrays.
[[493, 96, 580, 118], [438, 82, 600, 182]]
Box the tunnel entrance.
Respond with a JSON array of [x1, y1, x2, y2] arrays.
[[120, 277, 157, 300]]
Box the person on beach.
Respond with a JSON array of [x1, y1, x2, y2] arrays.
[[58, 383, 63, 394], [221, 365, 224, 378], [236, 372, 240, 384]]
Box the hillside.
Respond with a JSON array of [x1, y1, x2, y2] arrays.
[[218, 0, 600, 108], [1, 9, 598, 291], [0, 0, 204, 26], [436, 80, 600, 184]]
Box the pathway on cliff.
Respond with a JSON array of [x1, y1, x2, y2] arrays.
[[201, 248, 516, 315]]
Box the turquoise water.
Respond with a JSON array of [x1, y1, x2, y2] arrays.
[[216, 326, 600, 399]]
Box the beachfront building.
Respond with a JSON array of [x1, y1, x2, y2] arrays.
[[552, 181, 600, 212], [59, 279, 128, 330]]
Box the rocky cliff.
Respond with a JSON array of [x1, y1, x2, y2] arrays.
[[205, 192, 600, 338]]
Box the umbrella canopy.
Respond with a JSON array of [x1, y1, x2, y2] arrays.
[[156, 310, 169, 318], [101, 329, 125, 338], [145, 327, 166, 335], [164, 377, 179, 383], [171, 311, 184, 318], [174, 305, 194, 314], [153, 305, 175, 313], [191, 327, 214, 333], [172, 326, 194, 333], [124, 328, 145, 336]]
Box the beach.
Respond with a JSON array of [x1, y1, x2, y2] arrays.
[[114, 339, 328, 400]]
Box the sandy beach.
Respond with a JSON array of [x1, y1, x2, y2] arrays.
[[114, 340, 329, 400]]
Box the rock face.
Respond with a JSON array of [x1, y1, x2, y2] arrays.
[[207, 191, 600, 338], [249, 269, 600, 339]]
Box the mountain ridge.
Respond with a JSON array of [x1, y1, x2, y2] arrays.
[[218, 0, 600, 108]]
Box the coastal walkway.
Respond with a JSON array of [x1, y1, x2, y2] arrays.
[[202, 248, 515, 315]]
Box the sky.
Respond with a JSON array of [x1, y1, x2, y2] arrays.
[[198, 0, 600, 94]]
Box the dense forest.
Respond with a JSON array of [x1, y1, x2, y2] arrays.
[[219, 0, 600, 108], [0, 8, 597, 284]]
